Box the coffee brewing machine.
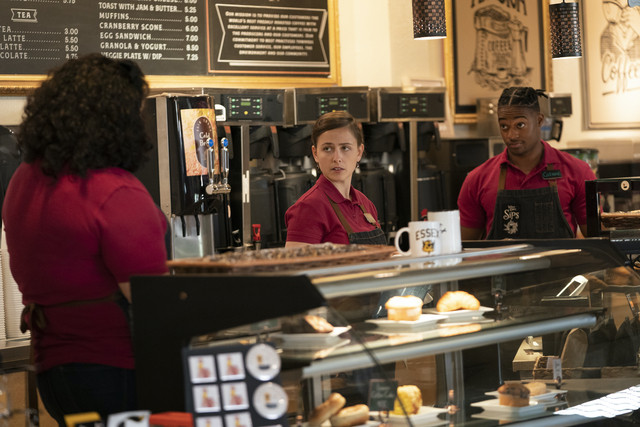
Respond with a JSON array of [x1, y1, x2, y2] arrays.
[[207, 88, 304, 248], [369, 87, 447, 225], [139, 93, 231, 259]]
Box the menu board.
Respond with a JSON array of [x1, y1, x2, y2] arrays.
[[0, 0, 331, 78]]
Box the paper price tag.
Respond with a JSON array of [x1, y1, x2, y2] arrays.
[[545, 356, 562, 384]]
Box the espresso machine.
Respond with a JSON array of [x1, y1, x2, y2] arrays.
[[139, 93, 231, 258]]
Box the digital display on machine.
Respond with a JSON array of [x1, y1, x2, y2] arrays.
[[318, 96, 348, 115], [228, 96, 264, 120], [399, 95, 430, 117]]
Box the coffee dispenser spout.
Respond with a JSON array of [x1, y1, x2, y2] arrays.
[[219, 137, 231, 194], [205, 138, 219, 196]]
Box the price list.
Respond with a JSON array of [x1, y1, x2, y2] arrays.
[[0, 0, 207, 75], [0, 0, 332, 78]]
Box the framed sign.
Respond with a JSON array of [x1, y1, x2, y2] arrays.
[[0, 0, 340, 94], [444, 0, 552, 123], [583, 0, 640, 129]]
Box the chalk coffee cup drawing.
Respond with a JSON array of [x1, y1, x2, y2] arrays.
[[394, 221, 442, 257], [427, 210, 462, 254]]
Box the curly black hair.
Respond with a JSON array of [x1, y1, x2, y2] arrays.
[[18, 53, 151, 177]]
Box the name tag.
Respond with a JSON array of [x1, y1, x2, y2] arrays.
[[542, 169, 562, 180], [363, 212, 377, 225]]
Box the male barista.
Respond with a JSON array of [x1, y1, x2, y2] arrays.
[[458, 87, 596, 240]]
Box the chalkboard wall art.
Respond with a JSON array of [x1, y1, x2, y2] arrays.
[[0, 0, 339, 93]]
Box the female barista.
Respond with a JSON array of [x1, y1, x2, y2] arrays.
[[3, 54, 168, 424], [285, 111, 386, 246]]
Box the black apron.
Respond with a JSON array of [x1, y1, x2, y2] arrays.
[[328, 196, 387, 245], [487, 164, 574, 239]]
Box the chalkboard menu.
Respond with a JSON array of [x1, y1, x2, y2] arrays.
[[0, 0, 331, 78]]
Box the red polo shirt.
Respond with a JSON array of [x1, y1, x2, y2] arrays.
[[3, 163, 168, 373], [285, 174, 380, 244], [457, 140, 596, 237]]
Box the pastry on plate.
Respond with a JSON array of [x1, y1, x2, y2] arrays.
[[329, 404, 369, 427], [436, 291, 480, 312], [385, 295, 424, 321], [392, 385, 422, 415], [497, 382, 530, 407], [281, 314, 334, 334], [524, 381, 547, 396], [308, 392, 346, 426]]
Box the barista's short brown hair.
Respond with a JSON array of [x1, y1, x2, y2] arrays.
[[312, 111, 364, 148]]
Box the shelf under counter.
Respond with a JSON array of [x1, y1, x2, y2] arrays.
[[271, 307, 601, 379]]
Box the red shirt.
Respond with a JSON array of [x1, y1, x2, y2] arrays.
[[285, 174, 380, 244], [457, 140, 596, 237], [2, 163, 168, 373]]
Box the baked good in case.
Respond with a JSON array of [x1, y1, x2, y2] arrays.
[[497, 383, 530, 407], [308, 393, 346, 426], [436, 291, 480, 312], [329, 404, 369, 427], [281, 315, 334, 334], [392, 385, 422, 415], [385, 295, 423, 321], [524, 381, 547, 396]]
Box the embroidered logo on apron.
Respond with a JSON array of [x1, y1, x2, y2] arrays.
[[503, 204, 520, 235]]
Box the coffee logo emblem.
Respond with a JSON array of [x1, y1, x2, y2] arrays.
[[193, 116, 215, 168]]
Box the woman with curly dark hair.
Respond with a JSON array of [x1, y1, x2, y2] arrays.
[[2, 53, 168, 424]]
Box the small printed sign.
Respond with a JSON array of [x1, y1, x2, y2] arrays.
[[367, 379, 398, 412]]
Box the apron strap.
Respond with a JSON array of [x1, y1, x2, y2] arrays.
[[547, 164, 558, 188], [328, 197, 354, 235], [498, 164, 508, 191]]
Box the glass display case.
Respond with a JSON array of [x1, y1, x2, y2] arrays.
[[131, 239, 640, 426]]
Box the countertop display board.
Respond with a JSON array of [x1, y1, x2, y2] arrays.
[[183, 342, 288, 427], [0, 0, 335, 90]]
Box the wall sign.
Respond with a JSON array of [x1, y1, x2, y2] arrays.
[[0, 0, 338, 93], [583, 0, 640, 129], [444, 0, 552, 123]]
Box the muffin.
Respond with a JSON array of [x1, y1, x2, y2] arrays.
[[385, 296, 423, 321], [497, 383, 530, 407]]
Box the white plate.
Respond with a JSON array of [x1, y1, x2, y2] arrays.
[[317, 421, 380, 427], [370, 406, 448, 425], [424, 306, 493, 321], [486, 388, 567, 403], [471, 399, 546, 417], [273, 326, 350, 346], [366, 314, 448, 331]]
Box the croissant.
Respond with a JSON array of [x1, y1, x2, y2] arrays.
[[436, 291, 480, 312]]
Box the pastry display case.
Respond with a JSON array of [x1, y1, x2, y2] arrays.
[[130, 239, 640, 426]]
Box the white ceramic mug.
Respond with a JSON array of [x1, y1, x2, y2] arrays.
[[428, 210, 462, 254], [394, 221, 441, 257]]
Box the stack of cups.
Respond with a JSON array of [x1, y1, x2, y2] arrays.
[[394, 210, 462, 258]]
